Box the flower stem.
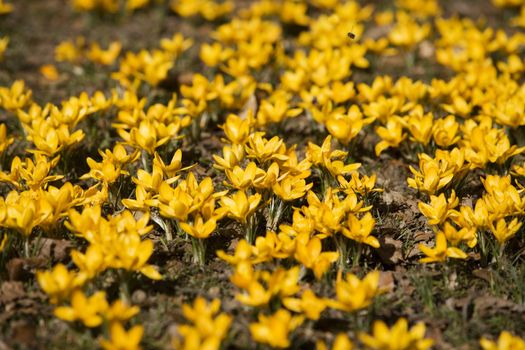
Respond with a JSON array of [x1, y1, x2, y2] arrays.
[[246, 215, 257, 244], [24, 237, 31, 258], [191, 113, 203, 142], [268, 196, 284, 232], [141, 150, 149, 172], [479, 231, 488, 266], [352, 243, 364, 268], [118, 270, 132, 305], [190, 236, 206, 265], [495, 242, 506, 270], [334, 235, 349, 270]]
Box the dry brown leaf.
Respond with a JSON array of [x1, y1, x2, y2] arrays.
[[9, 320, 36, 348], [38, 238, 72, 262], [473, 295, 525, 317], [472, 269, 493, 284], [413, 231, 434, 243], [378, 271, 395, 293], [6, 257, 47, 281], [0, 282, 25, 305], [381, 189, 406, 206], [0, 340, 10, 350], [393, 266, 415, 296], [177, 72, 193, 86], [376, 236, 403, 265]]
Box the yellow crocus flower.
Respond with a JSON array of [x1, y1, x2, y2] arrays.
[[104, 299, 140, 324], [250, 309, 304, 348], [40, 64, 60, 81], [55, 37, 85, 63], [388, 11, 431, 48], [0, 80, 32, 111], [220, 190, 261, 224], [283, 289, 327, 320], [359, 318, 433, 350], [489, 217, 522, 244], [480, 331, 525, 350], [100, 322, 143, 350], [224, 162, 259, 190], [87, 41, 121, 66], [81, 157, 127, 185], [217, 239, 253, 265], [341, 212, 379, 248], [255, 90, 302, 127], [432, 115, 460, 147], [418, 232, 467, 263], [2, 190, 52, 236], [0, 0, 12, 14], [273, 175, 313, 201], [109, 233, 162, 280], [220, 113, 252, 145], [440, 221, 477, 248], [200, 42, 233, 67], [0, 36, 8, 60], [71, 244, 106, 279], [407, 154, 455, 195], [246, 133, 288, 163], [179, 216, 217, 239], [328, 270, 380, 312], [54, 290, 108, 328], [418, 190, 458, 226], [36, 264, 86, 304], [375, 116, 407, 156], [236, 279, 273, 307], [405, 107, 434, 146], [213, 144, 245, 171], [326, 105, 372, 146], [362, 95, 402, 122], [175, 297, 231, 350]]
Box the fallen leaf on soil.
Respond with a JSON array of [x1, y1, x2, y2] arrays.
[[38, 238, 72, 262], [376, 236, 403, 265], [473, 295, 525, 317], [445, 295, 474, 321], [413, 231, 434, 243], [424, 325, 447, 350], [381, 189, 406, 206], [177, 72, 193, 86], [472, 269, 493, 284], [6, 257, 47, 281], [9, 320, 36, 348], [406, 231, 434, 259], [393, 266, 415, 296], [378, 271, 395, 293], [0, 282, 25, 305]]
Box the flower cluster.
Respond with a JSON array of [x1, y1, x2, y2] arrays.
[[112, 34, 193, 91], [55, 36, 122, 66], [71, 0, 151, 13], [2, 0, 525, 348], [171, 0, 233, 20]]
